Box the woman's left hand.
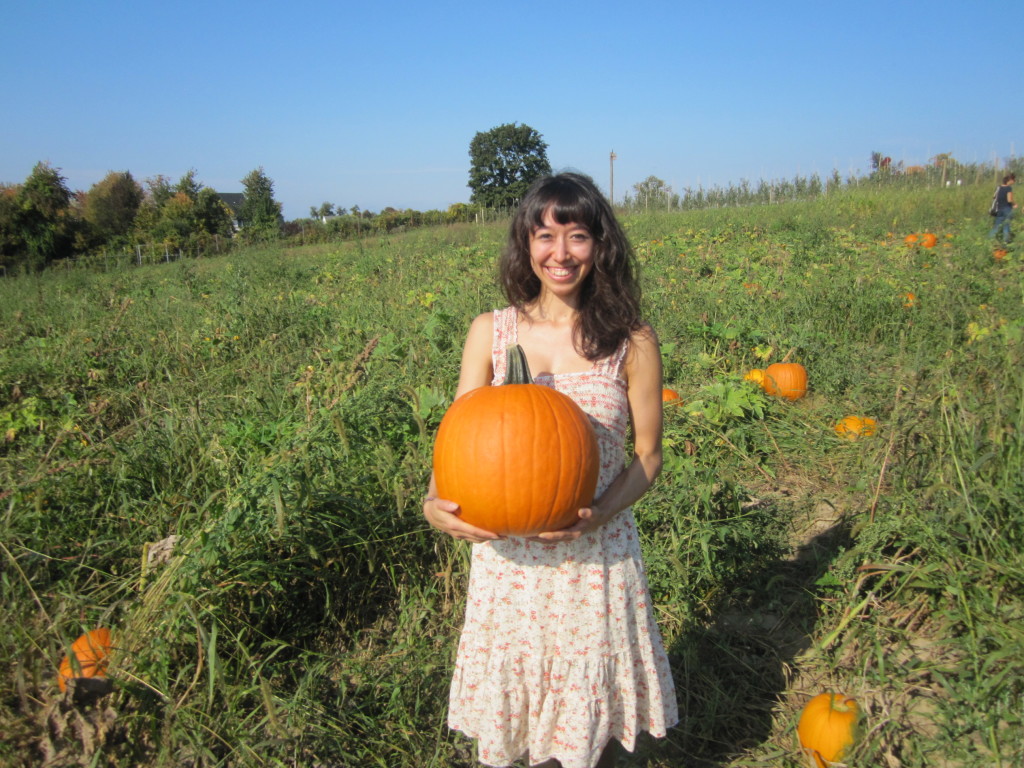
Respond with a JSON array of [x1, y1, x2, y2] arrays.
[[528, 505, 612, 542]]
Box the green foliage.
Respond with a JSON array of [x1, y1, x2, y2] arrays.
[[81, 171, 144, 248], [238, 166, 283, 241], [627, 175, 679, 210], [1, 182, 1023, 766], [467, 122, 551, 209], [10, 162, 77, 270]]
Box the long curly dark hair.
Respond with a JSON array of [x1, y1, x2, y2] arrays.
[[499, 172, 643, 361]]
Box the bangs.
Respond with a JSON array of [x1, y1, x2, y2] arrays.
[[522, 177, 604, 236]]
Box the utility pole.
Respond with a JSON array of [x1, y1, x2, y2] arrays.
[[609, 151, 617, 205]]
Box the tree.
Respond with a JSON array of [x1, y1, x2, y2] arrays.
[[238, 167, 283, 241], [630, 176, 675, 210], [468, 123, 551, 209], [0, 184, 23, 271], [16, 162, 77, 270], [311, 202, 335, 221], [193, 187, 234, 239], [82, 171, 144, 247]]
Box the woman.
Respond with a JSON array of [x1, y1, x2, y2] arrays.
[[424, 173, 677, 767]]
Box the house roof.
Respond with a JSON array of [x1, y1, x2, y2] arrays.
[[216, 192, 245, 215]]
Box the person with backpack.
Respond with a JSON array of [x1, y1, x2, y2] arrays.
[[989, 173, 1017, 244]]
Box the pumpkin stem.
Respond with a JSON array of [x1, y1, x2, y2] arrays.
[[503, 344, 533, 385]]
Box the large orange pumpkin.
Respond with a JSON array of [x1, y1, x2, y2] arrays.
[[797, 692, 861, 767], [433, 345, 599, 536], [57, 627, 112, 692], [919, 232, 938, 248], [662, 388, 682, 404], [762, 362, 807, 400]]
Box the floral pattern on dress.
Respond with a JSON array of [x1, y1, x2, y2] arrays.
[[448, 307, 678, 768]]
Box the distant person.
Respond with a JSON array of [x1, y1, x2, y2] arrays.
[[423, 172, 678, 767], [989, 173, 1017, 244]]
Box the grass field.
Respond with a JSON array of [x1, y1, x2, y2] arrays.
[[1, 182, 1021, 767]]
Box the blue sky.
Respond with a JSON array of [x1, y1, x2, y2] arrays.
[[1, 0, 1018, 220]]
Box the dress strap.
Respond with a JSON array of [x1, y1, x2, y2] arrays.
[[594, 337, 630, 380], [491, 307, 518, 382]]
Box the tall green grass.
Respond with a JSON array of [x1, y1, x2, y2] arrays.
[[1, 184, 1021, 766]]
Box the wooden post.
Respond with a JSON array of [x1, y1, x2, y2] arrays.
[[609, 151, 616, 205]]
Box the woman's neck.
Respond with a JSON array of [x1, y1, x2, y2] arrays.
[[526, 292, 579, 326]]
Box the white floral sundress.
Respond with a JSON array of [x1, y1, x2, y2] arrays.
[[448, 307, 678, 768]]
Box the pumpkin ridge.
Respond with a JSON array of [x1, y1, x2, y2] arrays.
[[540, 386, 567, 532]]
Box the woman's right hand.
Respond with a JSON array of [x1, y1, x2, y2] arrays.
[[423, 497, 502, 543]]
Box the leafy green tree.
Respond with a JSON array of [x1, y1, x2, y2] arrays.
[[193, 187, 235, 239], [15, 162, 77, 270], [311, 202, 335, 220], [468, 123, 551, 209], [239, 167, 283, 241], [145, 175, 175, 208], [175, 169, 203, 200], [630, 176, 676, 210], [131, 171, 234, 252], [81, 171, 144, 247], [0, 184, 24, 272]]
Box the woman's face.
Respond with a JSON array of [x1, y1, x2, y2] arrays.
[[528, 208, 595, 301]]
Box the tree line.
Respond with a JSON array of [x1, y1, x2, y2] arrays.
[[621, 152, 1024, 213], [0, 164, 283, 274], [5, 129, 1020, 275], [0, 123, 552, 273]]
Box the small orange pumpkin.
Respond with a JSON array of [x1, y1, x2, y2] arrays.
[[902, 292, 916, 307], [662, 388, 682, 404], [744, 369, 766, 386], [762, 362, 807, 400], [433, 345, 599, 537], [994, 249, 1008, 261], [903, 234, 919, 246], [57, 628, 113, 692], [919, 232, 938, 248], [797, 693, 861, 768], [834, 416, 877, 440]]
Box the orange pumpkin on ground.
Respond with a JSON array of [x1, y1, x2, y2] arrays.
[[902, 292, 916, 307], [797, 692, 861, 768], [762, 362, 808, 400], [433, 344, 599, 537], [994, 249, 1008, 261], [919, 232, 938, 248], [662, 388, 682, 404], [834, 416, 877, 440], [57, 628, 113, 692], [904, 234, 919, 246], [744, 369, 766, 386]]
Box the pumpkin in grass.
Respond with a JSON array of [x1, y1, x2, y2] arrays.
[[744, 369, 766, 386], [762, 362, 807, 400], [994, 249, 1008, 261], [797, 692, 861, 768], [919, 232, 938, 248], [57, 627, 112, 692], [903, 233, 919, 246], [662, 388, 682, 404], [834, 415, 877, 440], [433, 345, 599, 537], [901, 291, 916, 308]]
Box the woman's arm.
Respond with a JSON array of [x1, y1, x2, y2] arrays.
[[423, 312, 503, 542], [534, 325, 664, 541]]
